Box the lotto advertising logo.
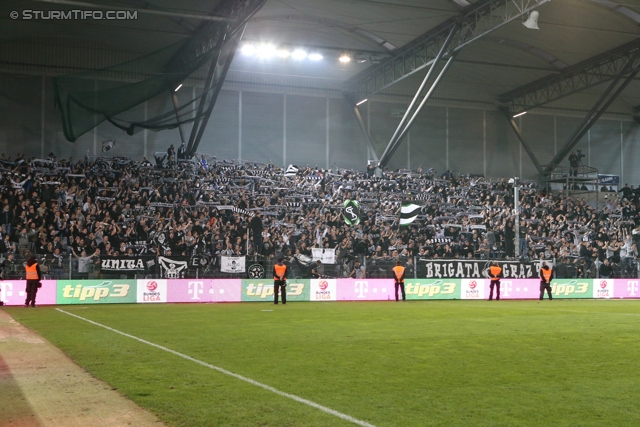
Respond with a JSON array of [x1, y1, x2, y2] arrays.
[[461, 279, 485, 300], [593, 279, 613, 299], [57, 280, 137, 304], [405, 280, 461, 300], [241, 279, 309, 302], [136, 279, 167, 303], [310, 279, 336, 301], [550, 279, 591, 299]]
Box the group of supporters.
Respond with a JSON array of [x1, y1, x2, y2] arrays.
[[0, 151, 638, 279]]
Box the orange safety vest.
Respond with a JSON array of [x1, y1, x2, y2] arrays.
[[274, 264, 287, 280], [489, 266, 502, 281], [541, 267, 552, 283], [25, 263, 39, 280], [392, 266, 405, 282]]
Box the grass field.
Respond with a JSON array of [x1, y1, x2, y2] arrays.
[[6, 300, 640, 427]]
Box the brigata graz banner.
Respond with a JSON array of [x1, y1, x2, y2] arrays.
[[419, 259, 547, 279]]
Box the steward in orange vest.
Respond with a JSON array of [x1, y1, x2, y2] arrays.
[[392, 261, 406, 302], [273, 258, 288, 305], [539, 262, 553, 300], [24, 256, 42, 307], [488, 262, 503, 301]]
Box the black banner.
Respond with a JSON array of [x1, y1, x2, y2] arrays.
[[419, 259, 549, 279], [100, 256, 147, 271]]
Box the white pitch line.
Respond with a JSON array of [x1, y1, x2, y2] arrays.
[[56, 308, 376, 427]]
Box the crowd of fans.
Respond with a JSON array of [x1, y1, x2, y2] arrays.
[[0, 149, 638, 279]]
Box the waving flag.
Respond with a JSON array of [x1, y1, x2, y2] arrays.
[[343, 199, 360, 226], [101, 139, 116, 152], [400, 202, 421, 226]]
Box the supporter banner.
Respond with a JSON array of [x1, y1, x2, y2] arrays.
[[404, 279, 461, 300], [137, 279, 167, 303], [550, 279, 592, 299], [461, 278, 486, 300], [220, 256, 246, 273], [166, 279, 242, 303], [241, 279, 310, 302], [100, 256, 147, 271], [598, 174, 620, 185], [614, 279, 640, 298], [310, 279, 337, 301], [0, 280, 57, 306], [158, 256, 188, 278], [420, 259, 544, 279], [311, 248, 336, 264], [498, 279, 540, 299], [57, 280, 137, 304], [335, 279, 395, 301]]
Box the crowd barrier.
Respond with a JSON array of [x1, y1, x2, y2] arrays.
[[1, 278, 639, 306]]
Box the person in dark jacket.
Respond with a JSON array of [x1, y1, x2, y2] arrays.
[[488, 261, 503, 301], [24, 256, 42, 307]]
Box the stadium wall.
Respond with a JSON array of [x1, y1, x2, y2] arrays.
[[0, 278, 637, 305], [0, 72, 639, 182]]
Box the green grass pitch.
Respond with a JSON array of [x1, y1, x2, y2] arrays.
[[6, 300, 640, 427]]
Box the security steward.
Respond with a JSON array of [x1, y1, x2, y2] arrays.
[[392, 261, 406, 302], [488, 261, 503, 301], [25, 256, 42, 307], [273, 258, 288, 305], [539, 262, 553, 300]]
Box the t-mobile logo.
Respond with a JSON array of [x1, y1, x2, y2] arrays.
[[0, 282, 14, 301], [627, 281, 638, 296], [500, 281, 513, 297], [188, 281, 204, 300], [354, 281, 368, 298]]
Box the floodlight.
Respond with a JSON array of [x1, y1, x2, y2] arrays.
[[356, 99, 368, 106], [339, 55, 351, 63], [523, 11, 540, 29], [291, 49, 307, 60], [308, 53, 323, 61], [513, 111, 527, 118], [241, 44, 256, 56], [276, 49, 291, 58], [257, 44, 277, 59], [174, 84, 183, 92]]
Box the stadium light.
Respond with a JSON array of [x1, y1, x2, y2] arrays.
[[513, 111, 527, 118], [257, 44, 277, 59], [308, 53, 323, 61], [356, 99, 368, 106], [240, 44, 256, 56], [339, 54, 351, 63], [276, 49, 291, 58], [291, 49, 307, 60], [174, 84, 183, 92]]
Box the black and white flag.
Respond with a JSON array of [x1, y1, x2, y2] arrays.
[[221, 256, 246, 273], [158, 256, 188, 278], [284, 165, 299, 177], [101, 139, 116, 152]]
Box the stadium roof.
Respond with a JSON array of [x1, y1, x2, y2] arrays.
[[1, 0, 639, 116]]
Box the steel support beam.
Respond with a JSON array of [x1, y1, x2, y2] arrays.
[[345, 96, 379, 162], [344, 0, 551, 101], [500, 38, 640, 115], [546, 67, 640, 173], [378, 55, 456, 170], [501, 109, 543, 175]]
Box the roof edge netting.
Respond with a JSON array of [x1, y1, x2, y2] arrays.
[[53, 0, 266, 142]]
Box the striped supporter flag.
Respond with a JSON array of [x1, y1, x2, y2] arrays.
[[400, 202, 422, 226]]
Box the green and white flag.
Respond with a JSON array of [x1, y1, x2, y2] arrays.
[[343, 200, 361, 226], [400, 202, 421, 226]]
